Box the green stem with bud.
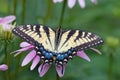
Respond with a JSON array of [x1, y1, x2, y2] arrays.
[[108, 52, 113, 80]]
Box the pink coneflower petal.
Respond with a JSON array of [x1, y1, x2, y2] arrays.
[[11, 45, 34, 56], [53, 0, 57, 3], [38, 63, 51, 77], [91, 0, 97, 4], [14, 45, 34, 52], [77, 51, 90, 62], [53, 0, 63, 3], [90, 48, 102, 55], [0, 15, 16, 24], [22, 50, 36, 66], [20, 42, 31, 48], [30, 55, 40, 70], [1, 24, 11, 31], [56, 64, 66, 77], [68, 0, 76, 8], [78, 0, 86, 8], [0, 64, 8, 71]]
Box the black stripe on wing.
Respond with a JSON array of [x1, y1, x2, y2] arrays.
[[58, 30, 103, 52], [12, 25, 35, 45], [12, 24, 51, 46], [74, 30, 104, 51]]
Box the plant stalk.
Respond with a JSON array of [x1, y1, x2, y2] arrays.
[[4, 41, 9, 80], [56, 72, 60, 80], [58, 0, 67, 28], [22, 0, 26, 24], [13, 0, 17, 15], [108, 53, 113, 80]]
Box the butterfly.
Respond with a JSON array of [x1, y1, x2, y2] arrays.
[[12, 24, 103, 65]]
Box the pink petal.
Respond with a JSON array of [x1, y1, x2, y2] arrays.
[[57, 0, 63, 2], [0, 18, 2, 20], [77, 51, 90, 62], [17, 45, 34, 52], [68, 0, 76, 8], [78, 0, 86, 8], [0, 64, 8, 71], [90, 48, 102, 55], [18, 45, 34, 52], [53, 0, 63, 3], [53, 0, 57, 3], [21, 50, 36, 66], [0, 15, 16, 24], [20, 42, 31, 48], [11, 45, 34, 56], [91, 0, 97, 4], [1, 24, 11, 31], [56, 64, 66, 77], [30, 55, 40, 70], [38, 63, 51, 77]]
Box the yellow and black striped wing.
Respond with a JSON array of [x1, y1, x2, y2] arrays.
[[12, 24, 56, 51], [57, 30, 103, 53]]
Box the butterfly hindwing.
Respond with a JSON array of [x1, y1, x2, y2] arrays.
[[57, 30, 103, 53], [12, 25, 56, 51]]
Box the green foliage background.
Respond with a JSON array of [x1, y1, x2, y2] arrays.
[[0, 0, 120, 80]]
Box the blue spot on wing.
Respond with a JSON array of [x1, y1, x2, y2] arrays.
[[45, 52, 53, 59], [57, 54, 64, 60]]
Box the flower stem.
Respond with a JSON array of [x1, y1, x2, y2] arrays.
[[43, 1, 52, 24], [4, 41, 9, 80], [58, 0, 67, 28], [7, 0, 11, 14], [13, 0, 17, 15], [108, 52, 113, 80], [22, 0, 26, 24], [56, 72, 60, 80]]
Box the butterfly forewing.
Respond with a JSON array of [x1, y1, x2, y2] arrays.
[[12, 25, 56, 51], [57, 30, 103, 53]]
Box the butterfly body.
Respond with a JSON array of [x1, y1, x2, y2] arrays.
[[12, 24, 103, 65]]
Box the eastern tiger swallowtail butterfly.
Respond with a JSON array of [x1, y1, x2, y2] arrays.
[[12, 24, 103, 65]]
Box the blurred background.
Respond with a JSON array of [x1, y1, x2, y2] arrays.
[[0, 0, 120, 80]]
